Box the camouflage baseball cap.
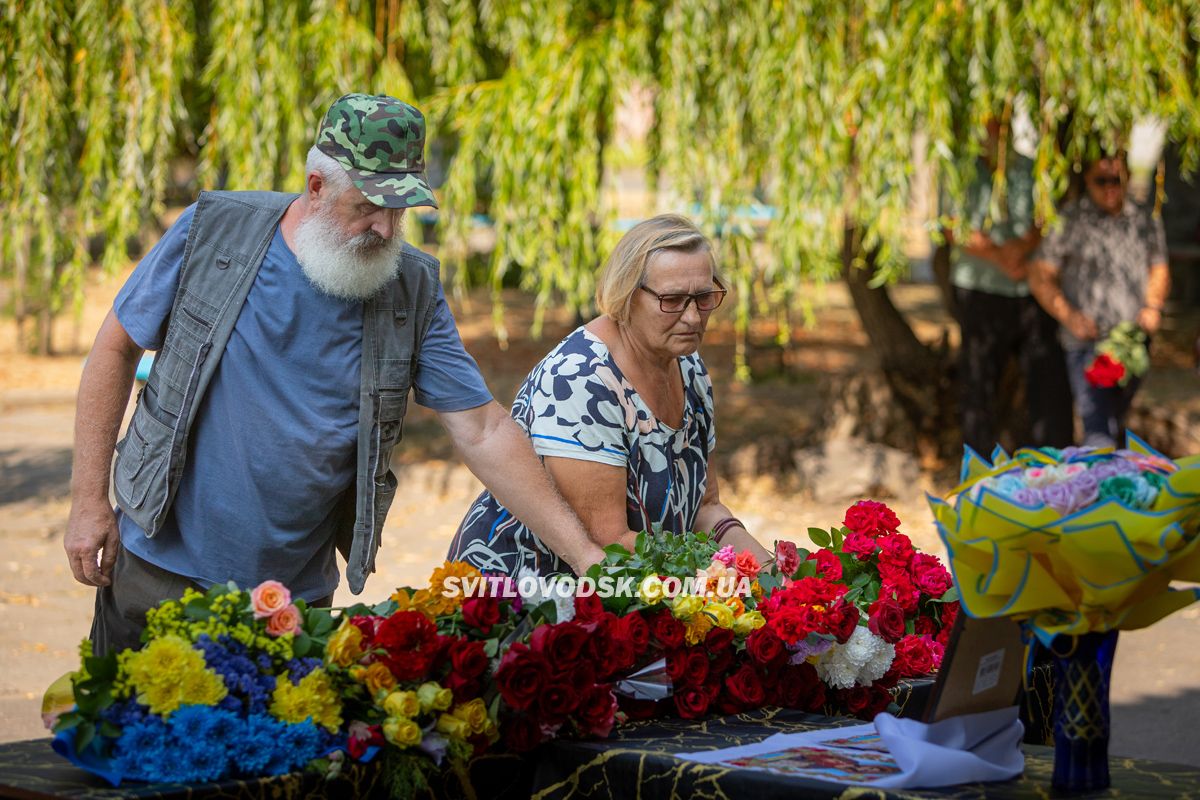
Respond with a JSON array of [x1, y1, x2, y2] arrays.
[[315, 93, 438, 209]]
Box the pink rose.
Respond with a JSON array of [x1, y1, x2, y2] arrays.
[[713, 545, 736, 566], [266, 603, 302, 636], [774, 541, 800, 576], [910, 553, 954, 598], [251, 580, 292, 619]]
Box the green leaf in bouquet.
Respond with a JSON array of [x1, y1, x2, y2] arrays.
[[756, 572, 782, 596], [808, 528, 832, 548], [293, 630, 313, 658], [635, 530, 648, 553], [795, 560, 818, 579], [931, 586, 960, 604], [308, 609, 335, 637], [851, 572, 871, 588], [98, 720, 121, 739], [368, 599, 397, 616], [75, 721, 95, 753], [831, 528, 845, 548], [483, 637, 500, 658], [82, 655, 117, 683], [184, 598, 214, 621], [52, 710, 83, 733]]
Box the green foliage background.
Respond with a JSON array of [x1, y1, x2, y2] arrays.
[[3, 0, 1200, 356]]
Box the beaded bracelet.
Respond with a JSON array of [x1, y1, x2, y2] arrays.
[[712, 517, 746, 544]]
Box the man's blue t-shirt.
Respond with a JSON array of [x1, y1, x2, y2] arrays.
[[114, 204, 492, 600]]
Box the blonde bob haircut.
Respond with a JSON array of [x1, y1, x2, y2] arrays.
[[595, 214, 722, 325]]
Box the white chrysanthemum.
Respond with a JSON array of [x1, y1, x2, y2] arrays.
[[814, 626, 895, 689]]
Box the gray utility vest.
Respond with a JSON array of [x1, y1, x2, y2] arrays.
[[113, 190, 440, 594]]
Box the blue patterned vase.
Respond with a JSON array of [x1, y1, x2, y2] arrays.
[[1050, 629, 1118, 792]]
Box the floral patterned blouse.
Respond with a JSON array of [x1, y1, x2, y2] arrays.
[[448, 326, 716, 576]]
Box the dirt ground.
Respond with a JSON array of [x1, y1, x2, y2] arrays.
[[1, 261, 1198, 767]]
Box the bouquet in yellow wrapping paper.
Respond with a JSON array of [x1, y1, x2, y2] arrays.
[[928, 434, 1200, 645]]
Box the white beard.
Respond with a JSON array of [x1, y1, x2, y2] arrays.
[[293, 206, 407, 300]]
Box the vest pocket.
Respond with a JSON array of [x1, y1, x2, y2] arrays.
[[113, 409, 173, 512]]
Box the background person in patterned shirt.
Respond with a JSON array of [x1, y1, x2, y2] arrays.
[[449, 215, 772, 577], [1029, 153, 1171, 447]]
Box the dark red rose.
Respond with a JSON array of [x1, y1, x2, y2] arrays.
[[538, 680, 580, 722], [822, 602, 860, 644], [611, 613, 651, 656], [494, 644, 549, 711], [709, 647, 735, 678], [867, 598, 906, 643], [444, 671, 481, 704], [567, 660, 598, 695], [674, 685, 711, 719], [705, 626, 734, 652], [841, 685, 872, 715], [843, 500, 901, 537], [665, 649, 687, 683], [649, 609, 685, 649], [530, 620, 590, 667], [618, 696, 660, 721], [683, 648, 710, 686], [503, 714, 544, 753], [867, 684, 894, 717], [746, 627, 787, 668], [913, 616, 937, 637], [877, 533, 915, 570], [937, 601, 960, 647], [910, 553, 954, 599], [807, 549, 844, 581], [576, 685, 618, 737], [376, 610, 440, 681], [462, 596, 501, 633], [573, 594, 606, 623], [449, 639, 489, 679], [725, 664, 766, 708]]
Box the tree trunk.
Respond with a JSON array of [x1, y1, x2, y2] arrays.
[[840, 225, 958, 466]]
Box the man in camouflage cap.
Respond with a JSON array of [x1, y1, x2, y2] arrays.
[[67, 93, 605, 655], [315, 93, 439, 210]]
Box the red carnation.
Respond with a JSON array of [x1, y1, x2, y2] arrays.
[[767, 606, 821, 645], [807, 549, 843, 581], [881, 577, 921, 614], [867, 598, 906, 644], [877, 533, 915, 570], [376, 610, 440, 681], [910, 553, 954, 599], [1085, 353, 1126, 388], [843, 500, 902, 537], [937, 601, 960, 646], [774, 540, 801, 576], [892, 634, 939, 677], [843, 531, 878, 560], [913, 616, 938, 637]]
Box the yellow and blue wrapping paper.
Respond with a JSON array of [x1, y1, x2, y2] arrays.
[[929, 434, 1200, 645]]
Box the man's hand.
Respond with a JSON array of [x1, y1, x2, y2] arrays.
[[65, 501, 121, 586], [1137, 306, 1163, 335], [1065, 310, 1099, 342]]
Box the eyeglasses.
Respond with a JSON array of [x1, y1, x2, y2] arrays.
[[639, 281, 728, 314], [1090, 175, 1122, 188]]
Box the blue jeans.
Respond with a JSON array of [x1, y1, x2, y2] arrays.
[[1064, 346, 1142, 448]]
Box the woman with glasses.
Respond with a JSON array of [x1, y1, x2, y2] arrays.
[[449, 214, 771, 576]]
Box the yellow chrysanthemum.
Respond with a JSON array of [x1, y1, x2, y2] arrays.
[[383, 716, 423, 747], [325, 620, 365, 668], [118, 635, 227, 715], [270, 669, 343, 733]]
